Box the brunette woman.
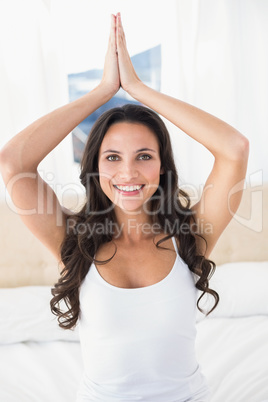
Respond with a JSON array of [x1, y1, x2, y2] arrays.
[[0, 13, 249, 402]]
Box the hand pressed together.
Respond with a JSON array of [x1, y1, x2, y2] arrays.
[[116, 12, 141, 94], [101, 12, 141, 97], [101, 14, 120, 96]]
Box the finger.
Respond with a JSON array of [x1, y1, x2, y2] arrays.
[[116, 13, 120, 49], [116, 12, 126, 48], [110, 14, 116, 38], [116, 12, 124, 34], [109, 14, 117, 51], [120, 16, 128, 49]]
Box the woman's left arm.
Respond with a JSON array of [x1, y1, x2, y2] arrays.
[[116, 13, 249, 256]]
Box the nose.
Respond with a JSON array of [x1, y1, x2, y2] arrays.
[[117, 161, 139, 181]]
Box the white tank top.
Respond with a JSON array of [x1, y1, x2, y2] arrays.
[[77, 237, 210, 402]]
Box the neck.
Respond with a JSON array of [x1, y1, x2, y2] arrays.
[[113, 206, 161, 243]]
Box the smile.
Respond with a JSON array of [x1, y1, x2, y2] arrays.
[[113, 184, 145, 193]]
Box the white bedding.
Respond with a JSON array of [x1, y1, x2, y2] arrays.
[[0, 340, 82, 402], [0, 261, 268, 402], [197, 316, 268, 402]]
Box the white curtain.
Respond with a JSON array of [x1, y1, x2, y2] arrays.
[[0, 0, 73, 199], [0, 0, 167, 200], [161, 0, 268, 189], [1, 0, 267, 200], [50, 0, 166, 74]]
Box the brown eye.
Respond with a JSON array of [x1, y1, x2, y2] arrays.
[[107, 155, 119, 161], [138, 154, 152, 160]]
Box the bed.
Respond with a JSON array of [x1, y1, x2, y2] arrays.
[[0, 184, 267, 402]]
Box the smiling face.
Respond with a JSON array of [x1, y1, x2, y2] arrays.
[[98, 122, 163, 214]]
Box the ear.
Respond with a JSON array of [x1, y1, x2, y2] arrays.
[[160, 166, 165, 175]]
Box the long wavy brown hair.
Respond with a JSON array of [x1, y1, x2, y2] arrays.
[[50, 104, 219, 329]]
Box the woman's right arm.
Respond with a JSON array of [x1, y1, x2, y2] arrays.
[[0, 14, 119, 264]]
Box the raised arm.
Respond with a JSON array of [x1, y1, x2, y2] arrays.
[[116, 13, 249, 256], [0, 15, 120, 263]]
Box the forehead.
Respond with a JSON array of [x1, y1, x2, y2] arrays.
[[100, 122, 159, 150]]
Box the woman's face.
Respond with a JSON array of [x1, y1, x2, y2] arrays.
[[98, 122, 163, 214]]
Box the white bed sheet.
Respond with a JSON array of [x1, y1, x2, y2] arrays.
[[196, 316, 268, 402], [1, 316, 268, 402], [1, 261, 268, 402], [0, 340, 83, 402]]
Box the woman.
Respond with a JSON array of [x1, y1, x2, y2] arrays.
[[0, 13, 249, 402]]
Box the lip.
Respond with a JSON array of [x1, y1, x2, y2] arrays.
[[113, 184, 145, 196]]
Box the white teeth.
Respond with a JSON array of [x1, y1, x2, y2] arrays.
[[115, 185, 143, 192]]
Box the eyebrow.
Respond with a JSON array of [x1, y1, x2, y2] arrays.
[[101, 148, 157, 155]]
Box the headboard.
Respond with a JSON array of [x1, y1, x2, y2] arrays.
[[0, 184, 267, 287]]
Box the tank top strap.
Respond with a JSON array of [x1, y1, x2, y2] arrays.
[[171, 236, 179, 254]]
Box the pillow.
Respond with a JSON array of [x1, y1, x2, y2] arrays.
[[0, 286, 79, 344], [197, 261, 268, 319]]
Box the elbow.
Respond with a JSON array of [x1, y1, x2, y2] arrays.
[[0, 145, 10, 173], [0, 144, 22, 181], [0, 143, 38, 184], [229, 132, 250, 163], [237, 134, 250, 161], [0, 145, 13, 181]]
